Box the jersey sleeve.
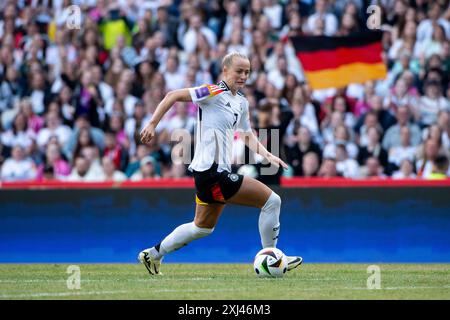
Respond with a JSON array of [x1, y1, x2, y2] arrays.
[[237, 100, 252, 133], [188, 84, 224, 105]]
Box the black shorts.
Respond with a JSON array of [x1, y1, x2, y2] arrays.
[[192, 163, 244, 205]]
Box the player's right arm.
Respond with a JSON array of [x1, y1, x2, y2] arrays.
[[140, 88, 192, 143]]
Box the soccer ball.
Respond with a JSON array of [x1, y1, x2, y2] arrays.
[[253, 247, 288, 278]]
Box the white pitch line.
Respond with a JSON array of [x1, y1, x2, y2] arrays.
[[1, 285, 450, 299], [0, 290, 129, 299], [0, 278, 215, 283]]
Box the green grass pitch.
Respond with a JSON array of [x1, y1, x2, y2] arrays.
[[0, 264, 449, 299]]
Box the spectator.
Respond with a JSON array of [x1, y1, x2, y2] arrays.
[[301, 151, 320, 177], [284, 98, 319, 147], [416, 138, 446, 178], [415, 24, 447, 60], [124, 100, 147, 147], [103, 131, 128, 172], [74, 69, 104, 128], [67, 155, 98, 182], [1, 112, 36, 153], [422, 123, 448, 150], [182, 14, 217, 54], [357, 126, 388, 171], [0, 66, 21, 112], [23, 71, 52, 116], [65, 115, 105, 159], [153, 6, 178, 48], [1, 145, 37, 181], [263, 0, 283, 30], [36, 111, 72, 151], [436, 110, 450, 149], [80, 145, 105, 181], [416, 3, 450, 43], [37, 141, 71, 180], [130, 155, 160, 181], [71, 127, 98, 161], [285, 126, 322, 176], [57, 85, 77, 127], [321, 111, 345, 145], [354, 95, 396, 138], [306, 0, 338, 36], [161, 55, 185, 91], [384, 77, 419, 113], [318, 157, 339, 178], [336, 12, 359, 36], [323, 124, 358, 160], [392, 158, 417, 179], [417, 80, 450, 128], [222, 0, 243, 42], [164, 102, 196, 137], [427, 154, 449, 180], [354, 81, 376, 117], [99, 3, 133, 51], [388, 21, 418, 61], [125, 143, 151, 178], [387, 126, 417, 174], [362, 156, 386, 179], [335, 143, 360, 179], [382, 105, 422, 150], [101, 156, 127, 182]]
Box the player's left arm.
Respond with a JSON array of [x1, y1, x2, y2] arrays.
[[239, 131, 288, 169], [237, 101, 288, 170]]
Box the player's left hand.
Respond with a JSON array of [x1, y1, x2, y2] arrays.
[[266, 153, 289, 170]]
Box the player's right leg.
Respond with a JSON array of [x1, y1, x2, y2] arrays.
[[138, 202, 225, 275], [226, 176, 280, 247]]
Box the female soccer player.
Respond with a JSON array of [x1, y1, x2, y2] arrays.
[[138, 52, 302, 275]]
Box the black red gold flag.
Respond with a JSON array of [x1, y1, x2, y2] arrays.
[[290, 32, 387, 90]]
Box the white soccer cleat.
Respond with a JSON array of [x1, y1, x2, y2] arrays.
[[286, 255, 303, 271], [138, 249, 163, 275]]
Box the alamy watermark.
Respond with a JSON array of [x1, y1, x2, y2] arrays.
[[170, 128, 281, 176], [366, 5, 382, 30], [366, 265, 381, 289], [66, 5, 82, 30], [66, 265, 81, 290]]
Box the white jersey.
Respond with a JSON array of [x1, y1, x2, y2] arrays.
[[188, 81, 252, 173]]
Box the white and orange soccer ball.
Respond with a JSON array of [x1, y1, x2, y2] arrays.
[[253, 247, 288, 278]]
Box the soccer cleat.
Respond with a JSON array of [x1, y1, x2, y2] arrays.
[[138, 249, 163, 275], [286, 256, 303, 271]]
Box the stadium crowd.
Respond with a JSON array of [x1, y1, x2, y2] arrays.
[[0, 0, 449, 184]]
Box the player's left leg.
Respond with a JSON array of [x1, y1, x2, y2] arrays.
[[226, 176, 302, 271]]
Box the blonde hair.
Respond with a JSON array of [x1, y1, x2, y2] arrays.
[[222, 51, 249, 68]]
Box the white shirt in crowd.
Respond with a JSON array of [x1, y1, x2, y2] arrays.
[[1, 129, 36, 150], [336, 158, 360, 178], [388, 146, 416, 167], [37, 125, 72, 150], [306, 12, 338, 36], [1, 158, 37, 181]]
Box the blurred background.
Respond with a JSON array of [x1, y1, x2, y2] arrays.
[[0, 0, 449, 263], [0, 0, 449, 182]]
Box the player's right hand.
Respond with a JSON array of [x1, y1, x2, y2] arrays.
[[140, 123, 156, 144]]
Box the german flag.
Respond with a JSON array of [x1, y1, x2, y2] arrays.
[[290, 32, 387, 90]]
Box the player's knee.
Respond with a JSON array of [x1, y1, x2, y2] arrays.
[[192, 222, 214, 239], [263, 191, 281, 211]]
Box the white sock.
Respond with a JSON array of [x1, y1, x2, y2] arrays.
[[151, 222, 214, 259], [259, 191, 281, 248]]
